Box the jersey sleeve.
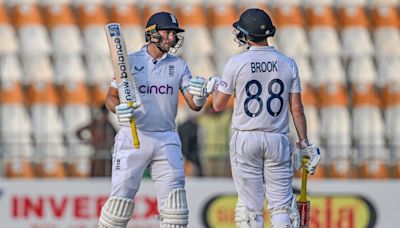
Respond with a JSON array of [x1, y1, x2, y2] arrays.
[[180, 62, 192, 95], [218, 58, 236, 95], [110, 75, 117, 88], [289, 59, 302, 93]]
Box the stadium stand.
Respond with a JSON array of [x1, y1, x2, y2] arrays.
[[373, 0, 400, 177], [0, 55, 35, 178], [108, 0, 145, 53], [208, 0, 243, 75], [338, 0, 374, 58], [274, 0, 310, 58], [306, 0, 342, 58], [43, 1, 84, 55], [0, 0, 399, 179]]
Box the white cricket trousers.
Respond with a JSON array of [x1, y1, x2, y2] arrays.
[[110, 127, 185, 210], [230, 130, 294, 212]]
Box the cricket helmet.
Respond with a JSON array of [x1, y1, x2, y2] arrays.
[[144, 12, 184, 53], [233, 8, 276, 44], [145, 12, 185, 33]]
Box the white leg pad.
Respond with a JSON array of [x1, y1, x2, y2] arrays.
[[235, 203, 263, 228], [98, 196, 135, 228], [270, 197, 299, 228], [159, 188, 189, 228]]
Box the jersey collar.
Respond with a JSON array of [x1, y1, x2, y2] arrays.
[[141, 45, 169, 62], [248, 46, 276, 51]]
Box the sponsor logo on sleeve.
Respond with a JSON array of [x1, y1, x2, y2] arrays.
[[219, 80, 227, 89]]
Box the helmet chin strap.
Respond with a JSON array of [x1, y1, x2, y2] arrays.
[[145, 28, 183, 54], [147, 31, 174, 53], [155, 43, 169, 53], [147, 34, 168, 53]]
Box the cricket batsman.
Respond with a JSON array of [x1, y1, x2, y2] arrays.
[[188, 8, 321, 228], [98, 12, 207, 228]]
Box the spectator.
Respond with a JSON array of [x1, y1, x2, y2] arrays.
[[76, 104, 116, 177], [178, 114, 203, 176], [198, 105, 232, 176]]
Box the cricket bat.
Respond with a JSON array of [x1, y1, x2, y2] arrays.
[[104, 23, 141, 148], [298, 158, 310, 228]]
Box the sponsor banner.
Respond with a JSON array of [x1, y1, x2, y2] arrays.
[[201, 194, 375, 228], [0, 179, 159, 228], [0, 178, 399, 228]]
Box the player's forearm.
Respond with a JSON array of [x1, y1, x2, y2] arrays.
[[212, 91, 230, 112], [291, 103, 308, 141], [105, 88, 120, 113], [105, 97, 119, 113], [183, 92, 203, 111]]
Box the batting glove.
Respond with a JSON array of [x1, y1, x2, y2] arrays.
[[293, 139, 321, 175], [188, 77, 208, 97], [188, 76, 221, 97], [205, 77, 221, 95], [115, 103, 140, 123]]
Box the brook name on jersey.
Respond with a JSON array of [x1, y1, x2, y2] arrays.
[[251, 61, 278, 73]]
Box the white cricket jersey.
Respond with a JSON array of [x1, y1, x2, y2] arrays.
[[111, 45, 191, 131], [218, 46, 302, 133]]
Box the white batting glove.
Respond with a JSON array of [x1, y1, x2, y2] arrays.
[[188, 77, 208, 97], [205, 77, 221, 95], [115, 103, 140, 123], [293, 140, 321, 175], [188, 76, 221, 97]]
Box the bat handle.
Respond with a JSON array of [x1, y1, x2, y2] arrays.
[[299, 158, 308, 202], [130, 118, 140, 148], [128, 102, 140, 149]]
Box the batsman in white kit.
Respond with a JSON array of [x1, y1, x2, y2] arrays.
[[98, 12, 208, 228], [188, 8, 321, 228]]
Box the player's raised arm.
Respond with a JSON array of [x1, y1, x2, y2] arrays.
[[105, 87, 120, 113]]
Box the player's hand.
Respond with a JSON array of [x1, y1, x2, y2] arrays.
[[293, 140, 320, 175], [115, 103, 140, 123], [205, 77, 221, 95], [188, 77, 208, 97], [188, 76, 221, 97]]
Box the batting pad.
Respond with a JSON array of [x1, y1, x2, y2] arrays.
[[160, 188, 189, 228], [235, 201, 263, 228], [270, 197, 299, 228], [98, 196, 134, 228]]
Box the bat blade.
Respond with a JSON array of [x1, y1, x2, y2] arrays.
[[298, 158, 310, 228], [104, 23, 141, 148], [298, 200, 310, 227]]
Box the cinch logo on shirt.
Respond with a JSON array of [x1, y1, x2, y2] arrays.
[[139, 84, 174, 95]]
